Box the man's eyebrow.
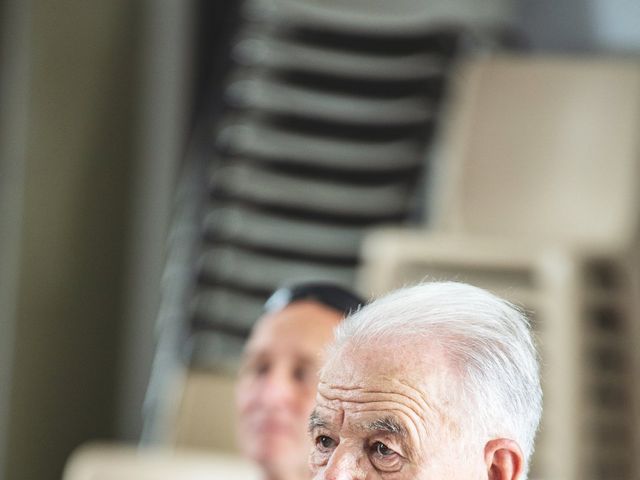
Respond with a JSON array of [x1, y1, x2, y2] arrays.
[[308, 410, 329, 433], [364, 416, 408, 437]]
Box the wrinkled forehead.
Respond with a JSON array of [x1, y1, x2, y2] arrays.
[[327, 339, 461, 400], [316, 340, 463, 439], [322, 336, 453, 382]]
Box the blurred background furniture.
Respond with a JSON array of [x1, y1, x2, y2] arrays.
[[62, 443, 259, 480], [143, 0, 520, 451], [188, 0, 517, 368], [358, 55, 640, 480]]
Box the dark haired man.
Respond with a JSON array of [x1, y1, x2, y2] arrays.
[[236, 283, 364, 480]]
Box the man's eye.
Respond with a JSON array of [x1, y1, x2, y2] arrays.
[[316, 435, 336, 451], [240, 359, 270, 378], [293, 365, 309, 382], [372, 441, 396, 457], [242, 365, 267, 378], [370, 441, 402, 471]]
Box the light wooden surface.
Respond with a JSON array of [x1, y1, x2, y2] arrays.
[[63, 443, 259, 480]]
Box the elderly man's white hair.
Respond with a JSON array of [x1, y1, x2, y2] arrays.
[[331, 281, 542, 474]]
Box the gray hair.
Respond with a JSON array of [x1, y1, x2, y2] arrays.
[[330, 282, 542, 473]]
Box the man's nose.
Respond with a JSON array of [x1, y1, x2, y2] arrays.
[[260, 368, 296, 406], [321, 445, 365, 480]]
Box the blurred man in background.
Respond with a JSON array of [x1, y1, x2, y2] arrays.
[[236, 283, 364, 480], [309, 282, 542, 480]]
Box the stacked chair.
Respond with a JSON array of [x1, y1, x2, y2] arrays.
[[358, 56, 640, 480], [143, 0, 519, 451], [191, 0, 515, 366]]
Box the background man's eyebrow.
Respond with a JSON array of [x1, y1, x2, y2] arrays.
[[308, 410, 328, 433], [365, 416, 408, 437]]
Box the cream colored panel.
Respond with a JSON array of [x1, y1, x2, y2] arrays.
[[173, 371, 240, 454]]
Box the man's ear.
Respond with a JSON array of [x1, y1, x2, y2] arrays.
[[484, 438, 524, 480]]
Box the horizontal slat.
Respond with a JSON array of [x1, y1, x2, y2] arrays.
[[216, 123, 423, 170], [209, 163, 413, 216], [232, 32, 446, 79], [225, 76, 435, 125], [193, 286, 266, 331], [198, 244, 356, 292], [204, 204, 369, 258], [243, 0, 513, 36]]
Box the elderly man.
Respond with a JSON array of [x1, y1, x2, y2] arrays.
[[309, 282, 542, 479], [236, 282, 365, 480]]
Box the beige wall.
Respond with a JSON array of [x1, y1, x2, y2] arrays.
[[173, 371, 240, 454], [3, 1, 142, 479]]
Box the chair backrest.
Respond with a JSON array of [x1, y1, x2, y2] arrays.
[[356, 54, 640, 480], [431, 56, 640, 249], [63, 443, 259, 480], [172, 371, 239, 452]]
